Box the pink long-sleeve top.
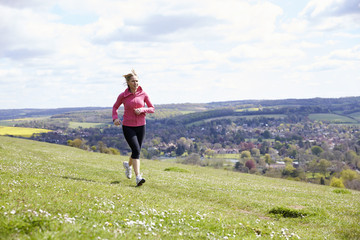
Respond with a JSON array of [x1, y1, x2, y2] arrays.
[[112, 86, 155, 127]]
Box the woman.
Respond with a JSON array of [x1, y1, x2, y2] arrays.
[[112, 70, 155, 187]]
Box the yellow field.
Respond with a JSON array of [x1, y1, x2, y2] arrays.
[[0, 126, 52, 137], [235, 107, 260, 112]]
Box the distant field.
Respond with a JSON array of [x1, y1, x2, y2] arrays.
[[189, 114, 286, 126], [0, 121, 14, 127], [0, 118, 46, 127], [235, 108, 260, 112], [214, 153, 241, 159], [243, 114, 286, 119], [0, 126, 52, 137], [308, 114, 357, 123], [6, 117, 49, 121], [350, 112, 360, 121], [68, 122, 108, 128]]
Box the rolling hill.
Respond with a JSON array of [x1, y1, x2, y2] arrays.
[[1, 136, 359, 239]]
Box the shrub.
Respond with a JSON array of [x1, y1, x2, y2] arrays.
[[245, 159, 256, 170], [341, 169, 359, 182], [269, 207, 308, 218], [345, 179, 360, 191], [330, 177, 345, 188], [264, 168, 282, 178], [202, 158, 224, 168], [108, 147, 120, 155], [164, 167, 190, 173], [333, 189, 351, 194], [241, 151, 251, 159], [178, 153, 201, 165]]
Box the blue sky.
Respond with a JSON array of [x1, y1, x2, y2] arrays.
[[0, 0, 359, 109]]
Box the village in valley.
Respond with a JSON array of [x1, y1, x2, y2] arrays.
[[1, 97, 360, 190]]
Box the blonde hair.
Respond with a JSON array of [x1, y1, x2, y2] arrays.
[[123, 69, 138, 85]]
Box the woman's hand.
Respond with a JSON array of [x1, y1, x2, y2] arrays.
[[114, 119, 122, 126], [134, 108, 142, 115]]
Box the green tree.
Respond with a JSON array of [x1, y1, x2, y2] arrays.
[[251, 148, 261, 162], [311, 146, 324, 156], [234, 161, 243, 171], [151, 137, 161, 147], [98, 141, 109, 153], [341, 169, 359, 182], [73, 138, 83, 148], [262, 130, 271, 139], [345, 150, 360, 166], [176, 144, 185, 156], [264, 154, 272, 165], [241, 151, 251, 159], [204, 148, 215, 158], [283, 164, 296, 177], [283, 157, 293, 165], [308, 159, 318, 178], [318, 159, 331, 177]]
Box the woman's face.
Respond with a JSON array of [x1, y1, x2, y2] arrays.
[[128, 76, 139, 92]]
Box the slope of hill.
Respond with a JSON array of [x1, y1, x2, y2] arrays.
[[0, 107, 109, 120], [1, 136, 359, 239], [1, 96, 360, 123]]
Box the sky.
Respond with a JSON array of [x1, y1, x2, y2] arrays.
[[0, 0, 360, 109]]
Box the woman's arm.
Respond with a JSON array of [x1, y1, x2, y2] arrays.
[[140, 94, 155, 114], [112, 93, 124, 121]]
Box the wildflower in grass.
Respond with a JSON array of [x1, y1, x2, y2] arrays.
[[64, 214, 75, 224]]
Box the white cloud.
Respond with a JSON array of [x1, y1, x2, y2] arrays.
[[329, 44, 360, 61], [301, 0, 360, 18], [300, 0, 360, 31], [0, 0, 359, 109]]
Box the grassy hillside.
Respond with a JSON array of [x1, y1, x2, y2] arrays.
[[1, 136, 359, 239]]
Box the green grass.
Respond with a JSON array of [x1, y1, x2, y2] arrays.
[[308, 114, 357, 123], [188, 115, 286, 127], [243, 114, 286, 119], [0, 117, 51, 127], [164, 167, 190, 173], [350, 112, 360, 121], [213, 154, 241, 159], [68, 122, 108, 129], [1, 136, 360, 239], [235, 108, 260, 112]]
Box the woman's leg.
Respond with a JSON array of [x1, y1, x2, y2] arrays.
[[132, 158, 140, 176], [132, 126, 145, 177], [122, 126, 145, 177], [128, 157, 133, 167]]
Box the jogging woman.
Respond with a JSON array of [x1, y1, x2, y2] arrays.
[[112, 70, 155, 186]]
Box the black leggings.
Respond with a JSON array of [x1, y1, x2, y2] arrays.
[[122, 125, 145, 159]]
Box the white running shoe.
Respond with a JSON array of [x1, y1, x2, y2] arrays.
[[123, 161, 132, 179], [136, 175, 146, 187]]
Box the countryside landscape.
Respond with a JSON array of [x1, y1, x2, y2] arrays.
[[1, 96, 360, 239], [2, 0, 360, 239]]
